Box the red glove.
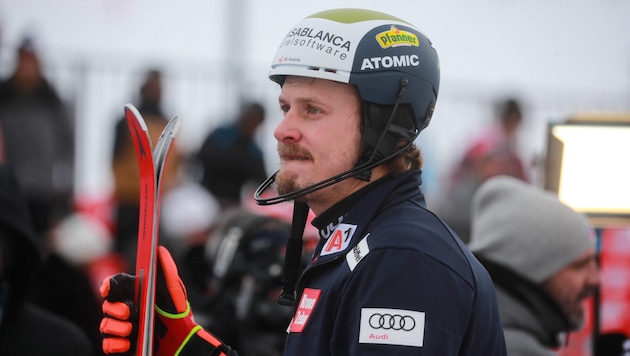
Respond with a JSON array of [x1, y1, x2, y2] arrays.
[[100, 246, 232, 356]]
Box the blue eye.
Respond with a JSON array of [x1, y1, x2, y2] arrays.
[[306, 106, 321, 115]]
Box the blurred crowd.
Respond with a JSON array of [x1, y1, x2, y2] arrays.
[[0, 36, 319, 355], [0, 34, 628, 356]]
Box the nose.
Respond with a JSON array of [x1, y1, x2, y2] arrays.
[[587, 258, 601, 288], [274, 109, 301, 143]]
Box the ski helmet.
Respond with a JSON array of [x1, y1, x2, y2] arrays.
[[256, 8, 440, 205]]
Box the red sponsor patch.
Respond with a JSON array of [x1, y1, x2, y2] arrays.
[[289, 288, 321, 333]]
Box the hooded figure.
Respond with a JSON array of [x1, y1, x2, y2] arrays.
[[0, 163, 93, 356], [0, 38, 75, 236], [469, 175, 600, 356]]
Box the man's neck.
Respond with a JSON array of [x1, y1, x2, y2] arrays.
[[311, 176, 389, 239], [306, 166, 389, 215]]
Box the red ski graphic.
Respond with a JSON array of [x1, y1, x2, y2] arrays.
[[124, 104, 181, 356]]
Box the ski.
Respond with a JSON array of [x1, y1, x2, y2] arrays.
[[124, 104, 182, 356]]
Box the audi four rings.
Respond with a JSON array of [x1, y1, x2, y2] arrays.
[[368, 313, 416, 331]]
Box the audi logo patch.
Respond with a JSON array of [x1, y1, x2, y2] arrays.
[[369, 313, 416, 331], [359, 308, 425, 347]]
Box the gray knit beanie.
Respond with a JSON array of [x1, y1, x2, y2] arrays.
[[468, 175, 594, 284]]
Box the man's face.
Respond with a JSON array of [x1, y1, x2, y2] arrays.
[[15, 51, 41, 93], [541, 248, 601, 330], [274, 76, 363, 213]]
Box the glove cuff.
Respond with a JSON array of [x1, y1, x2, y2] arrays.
[[181, 328, 232, 356], [155, 303, 231, 356]]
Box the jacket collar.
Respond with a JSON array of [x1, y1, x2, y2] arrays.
[[309, 170, 425, 263]]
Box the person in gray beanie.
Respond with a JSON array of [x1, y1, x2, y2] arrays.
[[468, 175, 600, 356]]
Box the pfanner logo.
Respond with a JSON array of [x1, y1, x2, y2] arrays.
[[376, 26, 419, 48]]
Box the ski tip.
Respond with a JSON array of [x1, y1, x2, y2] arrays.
[[170, 114, 183, 138], [124, 103, 139, 113], [124, 103, 149, 132]]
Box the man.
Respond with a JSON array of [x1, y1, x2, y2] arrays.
[[196, 101, 267, 209], [100, 8, 507, 355], [0, 36, 75, 237], [468, 176, 601, 355], [436, 97, 528, 243], [0, 164, 94, 355]]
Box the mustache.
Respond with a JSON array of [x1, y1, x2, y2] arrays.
[[577, 287, 599, 302], [277, 143, 312, 159]]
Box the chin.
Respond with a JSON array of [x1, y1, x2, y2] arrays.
[[276, 169, 300, 195], [567, 309, 585, 331]]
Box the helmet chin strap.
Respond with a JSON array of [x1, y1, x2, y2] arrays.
[[277, 201, 309, 306], [254, 78, 414, 206]]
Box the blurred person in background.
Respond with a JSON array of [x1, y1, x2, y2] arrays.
[[468, 176, 600, 356], [436, 97, 528, 243], [195, 101, 267, 210], [134, 68, 165, 117], [159, 175, 221, 309], [25, 209, 107, 356], [196, 209, 297, 356], [0, 163, 93, 356], [24, 180, 113, 356], [0, 35, 75, 238]]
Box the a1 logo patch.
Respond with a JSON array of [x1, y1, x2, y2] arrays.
[[321, 223, 357, 256]]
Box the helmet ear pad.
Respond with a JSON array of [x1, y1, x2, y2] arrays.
[[358, 101, 416, 168]]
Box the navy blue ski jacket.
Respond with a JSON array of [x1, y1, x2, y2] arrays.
[[282, 169, 507, 355]]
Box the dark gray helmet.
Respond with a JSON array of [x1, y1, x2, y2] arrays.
[[257, 8, 440, 204]]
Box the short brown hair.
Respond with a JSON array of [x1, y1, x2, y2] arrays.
[[385, 139, 423, 176]]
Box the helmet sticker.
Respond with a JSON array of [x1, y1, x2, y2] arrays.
[[279, 27, 352, 58], [272, 17, 367, 71], [270, 17, 408, 83], [360, 54, 420, 71], [376, 26, 419, 48]]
